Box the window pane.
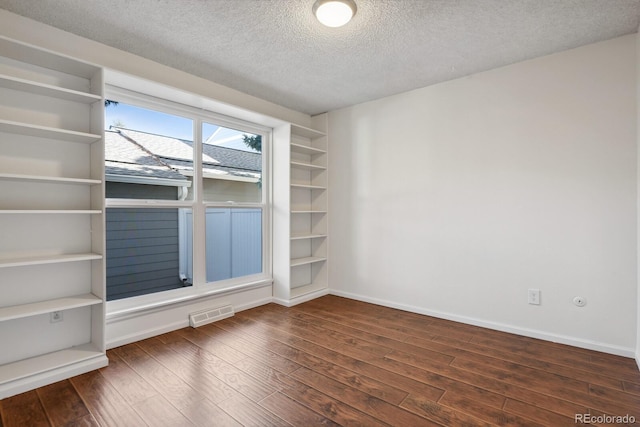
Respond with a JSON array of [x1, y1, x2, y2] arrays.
[[105, 102, 194, 201], [201, 122, 262, 203], [205, 208, 262, 282], [106, 208, 193, 301]]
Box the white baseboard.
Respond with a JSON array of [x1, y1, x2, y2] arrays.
[[273, 288, 330, 307], [106, 287, 273, 349], [106, 319, 189, 349], [330, 290, 636, 358], [0, 355, 108, 400]]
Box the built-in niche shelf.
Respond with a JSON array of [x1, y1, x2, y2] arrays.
[[0, 36, 100, 81], [290, 183, 326, 190], [0, 74, 102, 104], [0, 344, 104, 387], [0, 119, 102, 144], [290, 256, 327, 267], [0, 210, 102, 215], [290, 161, 326, 171], [290, 233, 327, 241], [0, 253, 102, 269], [291, 210, 327, 214], [290, 281, 328, 299], [0, 294, 102, 322]]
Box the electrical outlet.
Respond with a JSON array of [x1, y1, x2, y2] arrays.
[[528, 289, 540, 305], [50, 311, 63, 323]]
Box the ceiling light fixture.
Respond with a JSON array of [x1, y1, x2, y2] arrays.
[[313, 0, 357, 28]]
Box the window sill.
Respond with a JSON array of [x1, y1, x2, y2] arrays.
[[106, 277, 273, 322]]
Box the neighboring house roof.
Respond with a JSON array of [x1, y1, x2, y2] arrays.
[[105, 127, 261, 184], [105, 130, 188, 183]]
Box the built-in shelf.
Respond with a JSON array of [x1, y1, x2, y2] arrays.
[[290, 143, 326, 156], [274, 120, 328, 306], [290, 183, 326, 190], [290, 124, 325, 140], [0, 74, 101, 104], [0, 294, 102, 322], [290, 161, 326, 171], [0, 343, 105, 386], [0, 34, 106, 400], [290, 256, 327, 267], [0, 173, 101, 185], [0, 36, 99, 80], [290, 233, 327, 241], [0, 253, 102, 269], [291, 210, 327, 214], [290, 281, 329, 299], [0, 210, 102, 215], [0, 119, 101, 144]]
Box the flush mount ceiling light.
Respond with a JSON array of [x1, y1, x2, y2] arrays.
[[313, 0, 357, 28]]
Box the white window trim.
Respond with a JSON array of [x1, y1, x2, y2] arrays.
[[104, 83, 273, 316]]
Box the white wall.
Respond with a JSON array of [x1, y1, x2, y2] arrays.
[[636, 30, 640, 368], [329, 35, 637, 356]]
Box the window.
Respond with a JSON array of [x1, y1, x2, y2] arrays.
[[104, 88, 269, 303]]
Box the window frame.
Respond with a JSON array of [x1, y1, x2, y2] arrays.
[[104, 85, 272, 314]]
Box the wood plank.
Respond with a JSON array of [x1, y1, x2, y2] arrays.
[[131, 394, 194, 427], [0, 390, 49, 427], [173, 326, 248, 364], [503, 398, 585, 426], [136, 335, 237, 404], [194, 324, 302, 374], [588, 383, 640, 409], [112, 343, 203, 412], [37, 380, 92, 426], [290, 367, 440, 426], [589, 352, 640, 377], [234, 357, 390, 427], [259, 391, 341, 427], [377, 352, 508, 410], [384, 348, 600, 418], [286, 310, 456, 365], [216, 393, 292, 427], [401, 393, 496, 427], [99, 350, 158, 405], [178, 397, 242, 427], [238, 309, 395, 359], [302, 296, 476, 341], [623, 381, 640, 395], [427, 335, 627, 391], [69, 370, 146, 427], [449, 356, 590, 396], [166, 329, 278, 401]]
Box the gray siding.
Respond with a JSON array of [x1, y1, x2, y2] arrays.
[[106, 208, 187, 300], [106, 182, 179, 200]]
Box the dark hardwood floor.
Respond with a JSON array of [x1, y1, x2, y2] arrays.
[[1, 295, 639, 426]]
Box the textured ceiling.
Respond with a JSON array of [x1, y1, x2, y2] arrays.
[[1, 0, 639, 115]]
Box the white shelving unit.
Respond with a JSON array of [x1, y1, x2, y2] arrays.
[[0, 36, 107, 399], [273, 115, 329, 305]]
